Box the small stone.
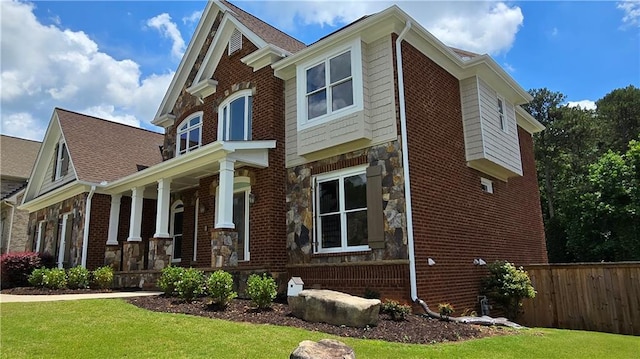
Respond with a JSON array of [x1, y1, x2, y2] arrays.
[[290, 339, 355, 359]]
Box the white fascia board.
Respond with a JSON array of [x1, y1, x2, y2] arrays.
[[22, 111, 62, 205], [462, 56, 532, 104], [153, 1, 219, 121], [193, 14, 268, 86], [18, 182, 90, 212], [57, 115, 80, 183], [516, 106, 545, 134]]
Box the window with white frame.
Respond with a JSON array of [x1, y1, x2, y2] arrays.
[[497, 96, 507, 132], [218, 90, 252, 141], [296, 38, 363, 129], [314, 166, 368, 253], [52, 140, 69, 181], [176, 112, 203, 155]]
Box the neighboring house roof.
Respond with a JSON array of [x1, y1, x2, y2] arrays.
[[56, 108, 164, 183], [0, 135, 41, 179], [222, 0, 306, 53]]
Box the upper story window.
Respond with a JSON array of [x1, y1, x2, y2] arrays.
[[497, 96, 507, 132], [52, 141, 69, 181], [176, 112, 202, 155], [218, 90, 253, 141], [314, 166, 369, 253], [296, 38, 363, 130]]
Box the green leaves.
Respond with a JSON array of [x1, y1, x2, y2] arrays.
[[482, 261, 535, 320]]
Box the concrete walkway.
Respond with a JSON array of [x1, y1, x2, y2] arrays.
[[0, 291, 162, 303]]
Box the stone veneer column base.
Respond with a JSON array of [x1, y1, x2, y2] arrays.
[[122, 242, 144, 271], [104, 245, 122, 271], [211, 230, 238, 267], [148, 237, 173, 270]]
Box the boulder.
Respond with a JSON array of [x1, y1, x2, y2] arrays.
[[290, 339, 355, 359], [288, 289, 381, 327]]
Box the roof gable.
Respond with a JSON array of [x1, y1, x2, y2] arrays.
[[153, 1, 305, 126]]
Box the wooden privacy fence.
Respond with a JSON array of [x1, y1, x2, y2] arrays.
[[519, 262, 640, 335]]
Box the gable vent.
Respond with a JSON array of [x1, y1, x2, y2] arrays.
[[228, 29, 242, 55]]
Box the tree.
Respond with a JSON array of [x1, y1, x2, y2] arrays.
[[596, 85, 640, 153]]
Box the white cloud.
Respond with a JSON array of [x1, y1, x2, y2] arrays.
[[252, 0, 524, 55], [1, 112, 46, 141], [567, 100, 597, 111], [618, 1, 640, 27], [503, 62, 516, 73], [147, 13, 186, 59], [0, 1, 174, 141], [183, 10, 203, 25]]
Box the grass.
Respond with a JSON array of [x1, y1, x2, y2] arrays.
[[1, 299, 638, 358]]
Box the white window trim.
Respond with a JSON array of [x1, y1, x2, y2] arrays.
[[217, 90, 253, 141], [497, 96, 507, 133], [481, 177, 494, 194], [313, 165, 369, 254], [170, 200, 184, 263], [57, 212, 72, 269], [214, 177, 251, 261], [176, 112, 203, 156], [35, 221, 45, 252], [296, 37, 363, 131], [54, 140, 66, 181]]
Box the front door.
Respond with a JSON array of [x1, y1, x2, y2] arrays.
[[171, 202, 184, 263]]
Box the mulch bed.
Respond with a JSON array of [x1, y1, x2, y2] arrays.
[[2, 287, 511, 345]]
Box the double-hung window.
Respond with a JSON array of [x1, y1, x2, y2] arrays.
[[176, 112, 202, 155], [218, 90, 252, 141], [497, 96, 507, 132], [296, 38, 363, 129], [315, 166, 368, 253]]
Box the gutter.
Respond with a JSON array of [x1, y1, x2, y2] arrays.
[[395, 21, 419, 301], [81, 185, 96, 268]]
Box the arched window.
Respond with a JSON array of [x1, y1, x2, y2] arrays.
[[176, 112, 203, 155], [218, 90, 252, 141]]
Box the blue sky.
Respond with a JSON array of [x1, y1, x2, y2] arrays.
[[1, 0, 638, 141]]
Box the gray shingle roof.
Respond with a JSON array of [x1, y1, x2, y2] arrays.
[[0, 135, 41, 179]]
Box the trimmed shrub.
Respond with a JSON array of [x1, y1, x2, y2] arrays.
[[176, 268, 205, 301], [43, 268, 67, 289], [206, 270, 237, 308], [246, 273, 277, 309], [91, 266, 114, 289], [381, 299, 411, 321], [157, 266, 185, 296], [0, 252, 42, 288], [67, 266, 90, 289], [28, 268, 48, 287], [482, 260, 536, 320]]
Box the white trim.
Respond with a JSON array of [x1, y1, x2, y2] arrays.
[[176, 112, 203, 156], [234, 187, 251, 261], [193, 198, 199, 262], [57, 212, 71, 269], [296, 37, 363, 131], [154, 178, 172, 238], [497, 95, 507, 133], [35, 220, 45, 253], [81, 186, 95, 268], [218, 90, 253, 141], [516, 106, 545, 134], [313, 165, 369, 254], [228, 28, 242, 55], [480, 177, 494, 194], [170, 200, 184, 263], [106, 194, 122, 245], [127, 186, 144, 242]]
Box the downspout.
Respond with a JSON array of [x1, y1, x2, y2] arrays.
[[81, 186, 96, 268], [395, 21, 418, 301], [4, 201, 16, 254]]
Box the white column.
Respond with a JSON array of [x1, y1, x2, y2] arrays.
[[127, 187, 144, 242], [106, 194, 122, 245], [215, 158, 236, 229], [154, 178, 172, 238]]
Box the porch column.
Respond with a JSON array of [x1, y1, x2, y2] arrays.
[[154, 178, 171, 238], [106, 194, 122, 245], [127, 187, 143, 242], [215, 158, 236, 229]]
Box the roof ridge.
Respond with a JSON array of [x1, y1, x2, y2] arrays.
[[222, 0, 306, 48], [55, 108, 163, 136]]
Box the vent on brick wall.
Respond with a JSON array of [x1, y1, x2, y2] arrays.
[[228, 29, 242, 55]]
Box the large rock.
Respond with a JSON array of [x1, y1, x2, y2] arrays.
[[288, 289, 381, 327], [290, 339, 355, 359]]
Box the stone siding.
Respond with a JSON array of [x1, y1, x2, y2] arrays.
[[211, 230, 238, 267], [148, 237, 173, 270]]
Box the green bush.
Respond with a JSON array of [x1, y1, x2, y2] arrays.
[[381, 299, 411, 321], [206, 270, 237, 308], [438, 303, 454, 318], [28, 268, 48, 287], [246, 273, 277, 309], [176, 268, 205, 301], [43, 268, 67, 289], [91, 266, 114, 289], [67, 266, 90, 289], [157, 266, 185, 296], [482, 260, 536, 320]]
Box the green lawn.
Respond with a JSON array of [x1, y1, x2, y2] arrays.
[[1, 299, 637, 358]]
